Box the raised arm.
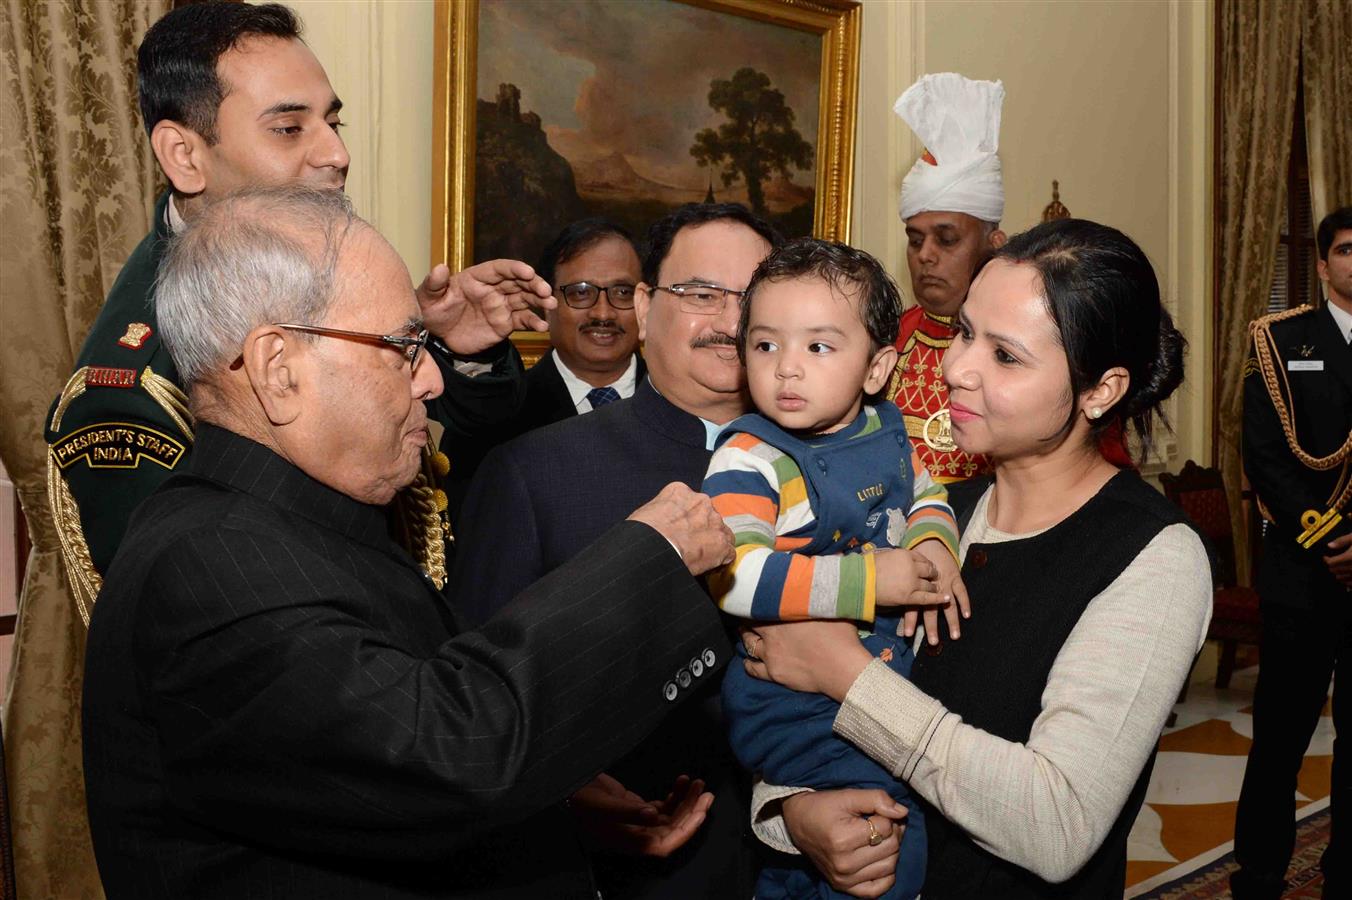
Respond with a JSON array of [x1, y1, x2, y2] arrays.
[[143, 519, 727, 863]]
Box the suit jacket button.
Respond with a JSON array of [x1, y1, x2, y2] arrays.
[[676, 668, 692, 689], [663, 681, 678, 701], [968, 548, 988, 568], [702, 648, 717, 667], [690, 657, 704, 677]]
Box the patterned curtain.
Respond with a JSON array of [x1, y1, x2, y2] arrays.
[[1213, 0, 1301, 579], [1301, 0, 1352, 225], [0, 1, 167, 896]]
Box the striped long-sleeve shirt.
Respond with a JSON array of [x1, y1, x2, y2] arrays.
[[704, 405, 959, 624]]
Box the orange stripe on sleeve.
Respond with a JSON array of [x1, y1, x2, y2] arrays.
[[725, 432, 764, 452], [711, 492, 779, 524], [779, 554, 814, 619]]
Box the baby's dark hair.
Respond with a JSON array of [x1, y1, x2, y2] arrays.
[[737, 238, 901, 362], [992, 218, 1186, 460]]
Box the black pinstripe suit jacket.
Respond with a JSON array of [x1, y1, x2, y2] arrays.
[[82, 424, 727, 899]]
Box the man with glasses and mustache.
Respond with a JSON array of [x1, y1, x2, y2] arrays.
[[451, 203, 780, 899], [441, 218, 647, 517], [82, 185, 737, 900]]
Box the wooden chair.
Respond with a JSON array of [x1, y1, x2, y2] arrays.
[[1159, 460, 1262, 689]]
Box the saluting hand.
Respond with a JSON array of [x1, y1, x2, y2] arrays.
[[416, 260, 555, 356], [627, 482, 735, 576]]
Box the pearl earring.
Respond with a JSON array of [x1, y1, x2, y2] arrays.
[[1089, 407, 1102, 420]]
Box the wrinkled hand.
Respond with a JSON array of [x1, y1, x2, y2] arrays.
[[570, 773, 713, 858], [741, 620, 872, 702], [416, 259, 554, 355], [627, 482, 734, 576], [781, 789, 906, 898], [1325, 533, 1352, 587], [902, 539, 971, 644], [872, 547, 941, 607]]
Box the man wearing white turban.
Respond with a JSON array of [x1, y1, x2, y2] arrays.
[[885, 73, 1007, 484]]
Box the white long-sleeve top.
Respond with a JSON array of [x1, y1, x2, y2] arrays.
[[752, 485, 1212, 883]]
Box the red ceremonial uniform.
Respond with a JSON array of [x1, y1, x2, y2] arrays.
[[886, 305, 992, 483]]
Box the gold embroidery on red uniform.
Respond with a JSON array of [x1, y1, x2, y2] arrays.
[[886, 307, 991, 483]]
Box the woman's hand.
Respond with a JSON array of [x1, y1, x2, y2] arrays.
[[781, 789, 907, 898], [741, 620, 873, 702]]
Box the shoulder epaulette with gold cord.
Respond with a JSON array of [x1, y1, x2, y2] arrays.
[[1248, 307, 1352, 548], [49, 364, 195, 442], [141, 366, 195, 441], [389, 441, 452, 588], [47, 452, 102, 626], [50, 366, 91, 432]]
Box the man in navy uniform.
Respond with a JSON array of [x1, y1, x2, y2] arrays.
[[1234, 205, 1352, 899], [45, 1, 548, 610]]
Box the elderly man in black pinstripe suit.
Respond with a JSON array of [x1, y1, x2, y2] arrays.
[[81, 185, 734, 900]]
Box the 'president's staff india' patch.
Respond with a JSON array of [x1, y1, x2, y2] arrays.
[[52, 422, 186, 470]]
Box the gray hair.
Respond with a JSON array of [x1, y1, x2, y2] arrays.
[[155, 185, 361, 386]]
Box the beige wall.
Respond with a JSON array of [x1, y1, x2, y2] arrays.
[[291, 0, 436, 280], [293, 0, 1213, 468]]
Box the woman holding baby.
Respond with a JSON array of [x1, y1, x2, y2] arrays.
[[740, 218, 1212, 899]]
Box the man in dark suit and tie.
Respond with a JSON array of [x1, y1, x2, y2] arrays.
[[81, 185, 736, 900], [451, 203, 781, 898], [443, 218, 647, 516], [1233, 206, 1352, 899]]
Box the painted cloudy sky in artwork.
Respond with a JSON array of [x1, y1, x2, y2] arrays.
[[476, 0, 821, 190]]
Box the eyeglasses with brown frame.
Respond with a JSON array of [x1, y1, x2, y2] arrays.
[[275, 323, 431, 370]]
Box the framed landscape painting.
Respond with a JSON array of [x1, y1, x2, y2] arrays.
[[432, 0, 861, 281]]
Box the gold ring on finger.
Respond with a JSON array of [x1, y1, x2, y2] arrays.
[[866, 817, 883, 847]]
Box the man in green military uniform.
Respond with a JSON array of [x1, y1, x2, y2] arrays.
[[1233, 206, 1352, 899], [46, 2, 550, 613]]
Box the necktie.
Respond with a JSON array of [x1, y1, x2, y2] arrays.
[[586, 386, 620, 409]]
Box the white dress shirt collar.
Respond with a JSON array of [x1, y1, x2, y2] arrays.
[[552, 350, 640, 413], [1326, 298, 1352, 344]]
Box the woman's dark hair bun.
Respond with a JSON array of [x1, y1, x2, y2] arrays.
[[995, 218, 1187, 462], [1124, 309, 1186, 419]]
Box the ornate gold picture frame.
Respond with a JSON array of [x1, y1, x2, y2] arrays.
[[431, 0, 860, 363]]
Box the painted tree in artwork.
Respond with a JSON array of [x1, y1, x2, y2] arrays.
[[690, 67, 814, 216]]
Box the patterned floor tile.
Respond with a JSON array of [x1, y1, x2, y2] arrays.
[[1126, 662, 1334, 894]]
